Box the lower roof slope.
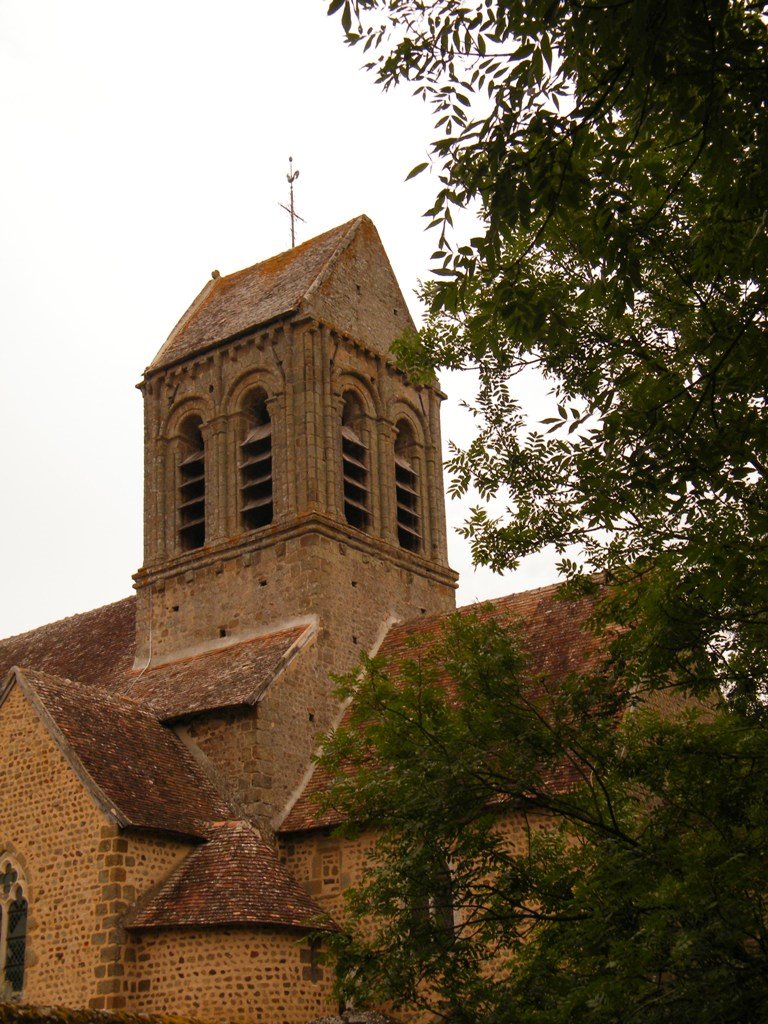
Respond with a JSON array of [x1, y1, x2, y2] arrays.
[[119, 624, 312, 720], [0, 597, 135, 694], [4, 666, 231, 839], [0, 598, 312, 723], [279, 582, 603, 833]]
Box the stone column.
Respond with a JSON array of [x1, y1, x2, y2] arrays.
[[265, 391, 284, 521], [379, 418, 397, 545], [427, 387, 449, 564], [319, 326, 340, 518], [202, 414, 228, 545]]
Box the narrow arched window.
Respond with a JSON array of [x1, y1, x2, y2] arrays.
[[240, 389, 273, 530], [178, 415, 206, 550], [0, 858, 28, 995], [341, 393, 370, 531], [394, 420, 421, 552]]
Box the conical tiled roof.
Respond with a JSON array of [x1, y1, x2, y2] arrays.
[[126, 820, 332, 931]]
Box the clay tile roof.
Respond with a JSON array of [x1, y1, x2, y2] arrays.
[[9, 666, 231, 839], [0, 599, 314, 721], [126, 820, 332, 931], [279, 582, 603, 834], [148, 217, 365, 373], [119, 624, 313, 721], [0, 597, 135, 695]]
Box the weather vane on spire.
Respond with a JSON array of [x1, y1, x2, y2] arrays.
[[279, 156, 305, 248]]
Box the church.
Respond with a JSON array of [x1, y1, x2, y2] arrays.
[[0, 216, 594, 1021]]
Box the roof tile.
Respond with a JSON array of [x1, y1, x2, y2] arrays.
[[149, 218, 363, 372], [279, 583, 603, 833], [126, 820, 332, 931], [11, 667, 231, 838], [0, 602, 312, 722], [0, 597, 135, 694], [119, 625, 311, 720]]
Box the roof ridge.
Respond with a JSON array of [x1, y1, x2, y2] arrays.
[[219, 217, 362, 288], [4, 666, 232, 839], [382, 580, 571, 641], [5, 666, 131, 829], [455, 579, 571, 613], [20, 665, 159, 721], [126, 813, 333, 931], [149, 276, 221, 371], [129, 619, 314, 675], [297, 215, 366, 313], [0, 594, 135, 645]]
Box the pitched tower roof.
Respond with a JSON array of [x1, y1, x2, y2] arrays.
[[148, 215, 416, 373]]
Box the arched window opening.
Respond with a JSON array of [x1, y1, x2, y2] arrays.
[[178, 415, 206, 551], [341, 393, 370, 531], [0, 858, 28, 995], [408, 853, 455, 949], [239, 389, 273, 531], [395, 421, 421, 553]]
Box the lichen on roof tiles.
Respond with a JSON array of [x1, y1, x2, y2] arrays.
[[148, 217, 364, 373]]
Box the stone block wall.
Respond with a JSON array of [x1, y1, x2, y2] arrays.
[[0, 686, 107, 1007], [304, 215, 416, 358], [281, 810, 560, 971], [165, 527, 454, 835], [125, 927, 336, 1023], [135, 317, 456, 667], [0, 683, 197, 1011], [95, 832, 192, 1011], [280, 829, 379, 929]]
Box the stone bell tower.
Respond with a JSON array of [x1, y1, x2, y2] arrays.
[[134, 216, 456, 673]]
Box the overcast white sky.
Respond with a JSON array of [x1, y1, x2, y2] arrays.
[[0, 0, 558, 639]]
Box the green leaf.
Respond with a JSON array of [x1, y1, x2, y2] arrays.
[[406, 162, 429, 181], [341, 1, 352, 33]]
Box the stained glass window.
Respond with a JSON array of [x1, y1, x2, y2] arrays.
[[0, 858, 27, 996], [5, 898, 27, 992]]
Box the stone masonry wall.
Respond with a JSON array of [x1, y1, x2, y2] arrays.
[[280, 829, 379, 930], [282, 809, 558, 952], [181, 638, 336, 833], [0, 685, 107, 1007], [0, 681, 197, 1011], [95, 832, 193, 1011], [170, 529, 454, 835], [135, 318, 456, 667], [304, 215, 416, 358], [280, 810, 560, 1024], [125, 927, 336, 1023]]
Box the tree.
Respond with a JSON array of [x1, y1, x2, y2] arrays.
[[320, 611, 768, 1023], [327, 0, 767, 703], [319, 0, 768, 1020]]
